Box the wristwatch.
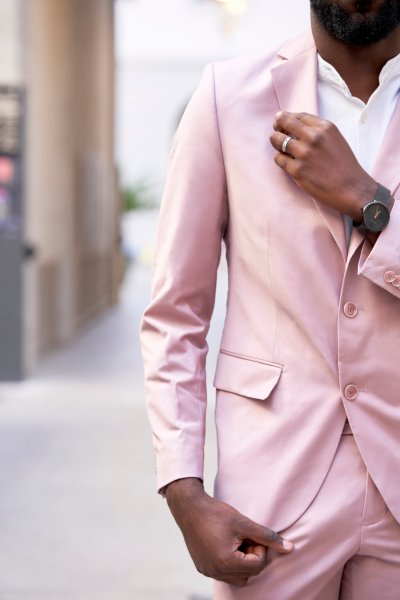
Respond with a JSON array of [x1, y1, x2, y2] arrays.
[[353, 183, 394, 233]]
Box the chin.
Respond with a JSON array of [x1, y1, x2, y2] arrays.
[[345, 0, 386, 12]]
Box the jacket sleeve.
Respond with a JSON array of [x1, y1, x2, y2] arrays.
[[140, 64, 228, 493], [358, 197, 400, 298]]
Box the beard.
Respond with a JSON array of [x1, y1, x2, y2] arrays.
[[310, 0, 400, 45]]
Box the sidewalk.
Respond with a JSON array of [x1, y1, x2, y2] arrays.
[[0, 233, 227, 599]]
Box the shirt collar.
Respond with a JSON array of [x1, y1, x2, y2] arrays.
[[317, 52, 400, 97]]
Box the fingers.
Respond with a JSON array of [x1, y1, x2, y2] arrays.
[[232, 547, 268, 580], [295, 112, 326, 127], [230, 549, 267, 578], [273, 110, 325, 132], [273, 111, 309, 137], [273, 110, 333, 139], [274, 151, 296, 175], [238, 539, 268, 560], [246, 543, 268, 561], [215, 541, 268, 582], [240, 517, 294, 554], [211, 555, 263, 586], [214, 519, 293, 586], [269, 131, 299, 157], [270, 111, 320, 160]]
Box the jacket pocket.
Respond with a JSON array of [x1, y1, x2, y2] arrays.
[[213, 350, 283, 400]]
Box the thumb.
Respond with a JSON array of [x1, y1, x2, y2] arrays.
[[240, 517, 294, 554]]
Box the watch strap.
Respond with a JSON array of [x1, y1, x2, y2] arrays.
[[374, 182, 394, 211], [353, 182, 394, 228]]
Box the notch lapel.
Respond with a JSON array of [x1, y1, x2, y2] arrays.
[[347, 88, 400, 262], [271, 35, 347, 260], [371, 93, 400, 197]]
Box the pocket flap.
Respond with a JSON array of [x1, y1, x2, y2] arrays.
[[213, 351, 283, 400]]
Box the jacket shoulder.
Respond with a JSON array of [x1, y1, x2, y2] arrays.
[[211, 30, 314, 101]]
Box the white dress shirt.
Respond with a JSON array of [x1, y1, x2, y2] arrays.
[[317, 52, 400, 246]]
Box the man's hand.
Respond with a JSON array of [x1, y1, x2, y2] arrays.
[[165, 478, 293, 587], [270, 111, 377, 221]]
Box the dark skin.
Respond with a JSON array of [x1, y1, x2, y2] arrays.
[[166, 478, 293, 587], [312, 0, 400, 103], [270, 1, 400, 239], [166, 0, 400, 588]]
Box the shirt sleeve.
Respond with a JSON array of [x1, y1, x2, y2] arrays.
[[140, 63, 228, 493]]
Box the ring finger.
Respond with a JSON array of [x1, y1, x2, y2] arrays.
[[269, 132, 299, 157]]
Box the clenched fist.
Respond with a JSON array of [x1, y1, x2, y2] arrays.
[[165, 478, 293, 587]]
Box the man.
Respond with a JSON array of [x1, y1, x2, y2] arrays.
[[141, 1, 400, 597]]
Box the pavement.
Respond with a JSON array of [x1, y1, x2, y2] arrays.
[[0, 210, 228, 600]]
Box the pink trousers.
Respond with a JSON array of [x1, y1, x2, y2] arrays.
[[214, 429, 400, 600]]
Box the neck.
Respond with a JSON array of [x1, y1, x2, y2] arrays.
[[311, 13, 400, 102]]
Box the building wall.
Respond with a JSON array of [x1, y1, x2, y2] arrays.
[[0, 0, 24, 85], [115, 0, 310, 194], [116, 57, 203, 192], [0, 0, 25, 379], [23, 0, 118, 370]]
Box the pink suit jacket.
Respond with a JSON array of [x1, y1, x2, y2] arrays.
[[141, 31, 400, 532]]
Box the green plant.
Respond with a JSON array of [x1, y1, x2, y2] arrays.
[[121, 179, 158, 211]]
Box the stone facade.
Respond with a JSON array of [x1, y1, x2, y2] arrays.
[[0, 0, 120, 378]]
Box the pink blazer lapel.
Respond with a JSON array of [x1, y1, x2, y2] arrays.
[[371, 93, 400, 197], [271, 33, 347, 260], [348, 83, 400, 260]]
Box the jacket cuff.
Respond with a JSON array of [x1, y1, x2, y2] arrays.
[[358, 198, 400, 298], [155, 449, 204, 496]]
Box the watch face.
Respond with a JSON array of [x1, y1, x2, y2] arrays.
[[363, 201, 390, 232]]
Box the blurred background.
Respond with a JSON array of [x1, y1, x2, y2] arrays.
[[0, 1, 309, 598]]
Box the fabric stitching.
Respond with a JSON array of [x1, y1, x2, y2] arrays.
[[219, 348, 283, 368]]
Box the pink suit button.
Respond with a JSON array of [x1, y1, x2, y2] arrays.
[[344, 384, 358, 401], [343, 302, 358, 318], [384, 271, 396, 283], [393, 275, 400, 288]]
